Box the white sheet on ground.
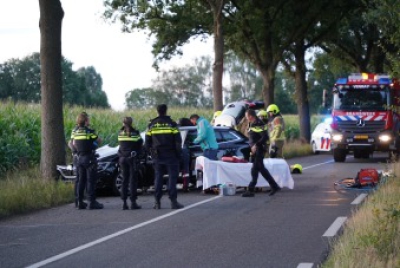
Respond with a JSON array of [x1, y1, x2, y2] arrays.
[[195, 156, 294, 190]]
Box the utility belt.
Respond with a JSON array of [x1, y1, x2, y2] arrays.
[[77, 151, 96, 157], [119, 150, 138, 158]]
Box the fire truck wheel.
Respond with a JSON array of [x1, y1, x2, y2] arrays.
[[354, 150, 362, 159], [361, 151, 370, 159], [333, 149, 346, 162]]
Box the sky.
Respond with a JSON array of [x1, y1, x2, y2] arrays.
[[0, 0, 213, 110]]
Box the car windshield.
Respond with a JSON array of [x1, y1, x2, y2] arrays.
[[333, 87, 390, 111]]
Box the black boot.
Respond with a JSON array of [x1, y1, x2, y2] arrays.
[[78, 201, 87, 209], [171, 200, 184, 209], [130, 201, 141, 210], [242, 191, 255, 197], [89, 200, 104, 210], [269, 186, 281, 196], [122, 200, 128, 210], [153, 200, 161, 209]]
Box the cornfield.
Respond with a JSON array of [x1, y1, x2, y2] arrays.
[[0, 100, 325, 174]]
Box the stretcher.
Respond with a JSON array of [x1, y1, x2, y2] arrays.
[[195, 156, 294, 190]]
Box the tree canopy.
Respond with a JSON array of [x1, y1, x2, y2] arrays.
[[0, 53, 110, 108]]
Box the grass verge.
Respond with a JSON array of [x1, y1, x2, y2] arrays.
[[0, 167, 74, 220], [322, 162, 400, 267]]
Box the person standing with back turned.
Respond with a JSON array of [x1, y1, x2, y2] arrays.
[[242, 109, 281, 197], [72, 113, 104, 209], [146, 104, 184, 209], [118, 116, 143, 210]]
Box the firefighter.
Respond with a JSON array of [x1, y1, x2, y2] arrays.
[[242, 109, 281, 197], [211, 110, 222, 126], [257, 110, 268, 124], [118, 116, 143, 210], [145, 104, 184, 210], [267, 104, 285, 158], [71, 113, 103, 209]]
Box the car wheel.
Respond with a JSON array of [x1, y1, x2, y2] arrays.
[[333, 149, 346, 162], [312, 142, 319, 154], [113, 173, 123, 196]]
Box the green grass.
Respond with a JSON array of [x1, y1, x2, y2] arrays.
[[0, 167, 74, 219], [322, 162, 400, 267]]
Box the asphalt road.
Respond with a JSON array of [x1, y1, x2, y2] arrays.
[[0, 153, 392, 268]]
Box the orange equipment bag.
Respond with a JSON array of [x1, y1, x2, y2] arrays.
[[356, 168, 380, 186]]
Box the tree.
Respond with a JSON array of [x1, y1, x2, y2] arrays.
[[364, 0, 400, 73], [104, 0, 225, 110], [39, 0, 65, 180], [125, 56, 213, 108], [319, 0, 398, 73], [308, 51, 353, 114], [77, 66, 110, 108], [0, 53, 110, 108], [0, 62, 16, 100]]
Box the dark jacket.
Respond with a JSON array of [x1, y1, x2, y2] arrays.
[[247, 118, 269, 148], [71, 126, 98, 155], [145, 116, 182, 159], [118, 126, 143, 157]]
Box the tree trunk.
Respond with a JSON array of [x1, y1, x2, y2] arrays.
[[39, 0, 65, 181], [294, 42, 311, 142], [211, 0, 224, 111], [259, 67, 275, 106]]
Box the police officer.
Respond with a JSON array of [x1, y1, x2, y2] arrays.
[[242, 109, 281, 197], [145, 104, 184, 209], [71, 113, 104, 209], [69, 112, 89, 208], [118, 116, 143, 210]]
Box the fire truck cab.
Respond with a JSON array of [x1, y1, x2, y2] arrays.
[[330, 73, 400, 162]]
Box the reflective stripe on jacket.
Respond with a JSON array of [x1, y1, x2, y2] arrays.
[[71, 126, 98, 153], [269, 115, 285, 142], [118, 126, 143, 157], [145, 116, 182, 156], [248, 118, 269, 148]]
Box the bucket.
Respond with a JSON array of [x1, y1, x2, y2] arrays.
[[223, 183, 236, 196]]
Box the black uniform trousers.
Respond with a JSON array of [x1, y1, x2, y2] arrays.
[[77, 154, 97, 203], [72, 154, 80, 205], [153, 152, 179, 202], [248, 146, 279, 191], [119, 156, 139, 202]]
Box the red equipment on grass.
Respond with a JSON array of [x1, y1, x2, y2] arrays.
[[355, 168, 380, 186]]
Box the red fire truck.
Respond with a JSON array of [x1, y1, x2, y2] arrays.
[[330, 73, 400, 162]]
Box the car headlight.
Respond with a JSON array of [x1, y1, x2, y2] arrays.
[[379, 134, 391, 142], [332, 134, 343, 142]]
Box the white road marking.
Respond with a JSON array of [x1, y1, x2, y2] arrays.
[[297, 263, 314, 268], [302, 160, 334, 170], [302, 155, 354, 170], [26, 196, 222, 268], [322, 217, 347, 237], [351, 193, 368, 205]]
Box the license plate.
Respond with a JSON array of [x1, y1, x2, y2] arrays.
[[354, 135, 368, 139]]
